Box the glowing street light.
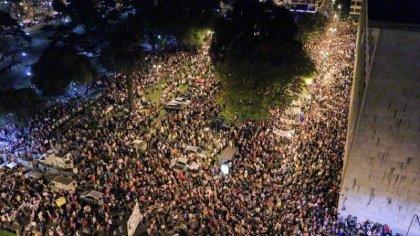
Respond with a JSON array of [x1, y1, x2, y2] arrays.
[[21, 52, 27, 56], [153, 64, 162, 73]]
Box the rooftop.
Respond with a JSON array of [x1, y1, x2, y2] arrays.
[[52, 176, 74, 185], [368, 0, 420, 25]]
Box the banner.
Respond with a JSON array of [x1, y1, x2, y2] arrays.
[[127, 202, 142, 236], [273, 128, 295, 139], [56, 197, 66, 207]]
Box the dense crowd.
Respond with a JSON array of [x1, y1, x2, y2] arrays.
[[0, 20, 400, 236]]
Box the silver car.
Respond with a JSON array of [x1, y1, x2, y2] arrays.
[[185, 146, 207, 159], [171, 97, 191, 106], [80, 190, 104, 205], [171, 157, 200, 171]]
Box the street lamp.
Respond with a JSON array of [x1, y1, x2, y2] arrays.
[[336, 4, 342, 20], [153, 64, 162, 74]]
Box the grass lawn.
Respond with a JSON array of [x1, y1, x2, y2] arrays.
[[302, 75, 314, 85], [178, 84, 189, 93], [145, 80, 167, 104], [0, 230, 16, 236]]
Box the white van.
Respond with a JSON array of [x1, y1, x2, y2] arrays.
[[125, 140, 147, 152], [40, 151, 74, 170], [48, 176, 77, 193]]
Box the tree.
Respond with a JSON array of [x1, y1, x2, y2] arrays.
[[0, 88, 45, 121], [134, 0, 220, 49], [295, 12, 328, 42], [49, 0, 121, 57], [3, 0, 27, 19], [0, 10, 31, 74], [66, 0, 102, 31], [211, 0, 314, 121], [99, 19, 145, 112], [31, 46, 97, 96], [52, 0, 67, 16]]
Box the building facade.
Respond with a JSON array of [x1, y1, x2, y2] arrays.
[[349, 0, 363, 18], [274, 0, 323, 12], [339, 1, 420, 235]]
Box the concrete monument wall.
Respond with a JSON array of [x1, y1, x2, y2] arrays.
[[339, 27, 420, 235]]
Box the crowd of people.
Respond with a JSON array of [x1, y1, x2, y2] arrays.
[[0, 20, 401, 236]]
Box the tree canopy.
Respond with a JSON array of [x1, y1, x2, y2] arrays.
[[0, 10, 31, 74], [0, 88, 45, 121], [31, 46, 97, 96], [134, 0, 221, 49], [211, 0, 314, 121], [99, 18, 145, 111], [52, 0, 67, 15]]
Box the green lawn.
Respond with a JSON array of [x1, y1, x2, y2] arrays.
[[302, 75, 314, 85], [178, 84, 189, 93], [145, 80, 167, 104], [0, 230, 16, 236]]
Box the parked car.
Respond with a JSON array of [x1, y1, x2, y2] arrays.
[[164, 101, 182, 111], [25, 171, 44, 181], [171, 97, 191, 106], [204, 117, 230, 132], [179, 92, 193, 99], [0, 162, 18, 169], [125, 139, 147, 152], [185, 146, 207, 159], [171, 157, 200, 171], [80, 190, 104, 205], [40, 151, 74, 170], [186, 86, 199, 93], [48, 176, 77, 193]]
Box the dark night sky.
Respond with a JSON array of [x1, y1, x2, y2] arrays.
[[368, 0, 420, 24]]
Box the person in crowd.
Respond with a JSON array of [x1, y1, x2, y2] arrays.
[[0, 21, 398, 236]]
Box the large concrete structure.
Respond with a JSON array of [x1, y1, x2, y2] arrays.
[[339, 0, 420, 235], [349, 0, 362, 18]]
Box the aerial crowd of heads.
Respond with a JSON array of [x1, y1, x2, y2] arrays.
[[0, 20, 399, 236]]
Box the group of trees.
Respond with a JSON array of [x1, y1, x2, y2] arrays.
[[134, 0, 220, 49], [211, 0, 314, 121], [0, 10, 31, 74], [0, 87, 45, 122], [32, 46, 97, 96], [2, 0, 52, 19], [28, 0, 221, 110], [2, 0, 328, 121]]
